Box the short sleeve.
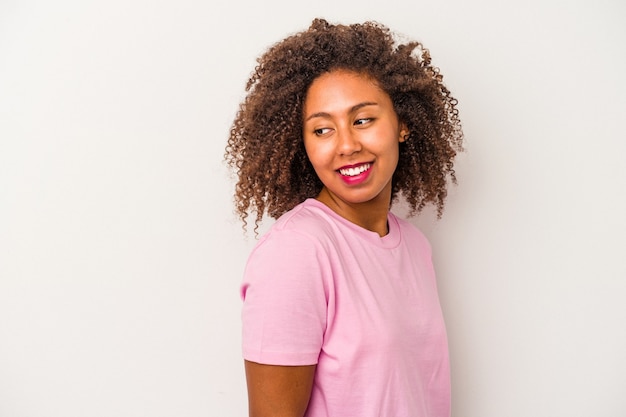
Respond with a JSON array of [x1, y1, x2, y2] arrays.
[[241, 230, 328, 366]]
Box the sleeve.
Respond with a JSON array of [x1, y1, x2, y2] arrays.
[[240, 230, 328, 366]]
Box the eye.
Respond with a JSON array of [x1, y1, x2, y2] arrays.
[[313, 127, 332, 136], [354, 118, 374, 126]]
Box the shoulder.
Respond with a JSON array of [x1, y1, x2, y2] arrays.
[[255, 199, 339, 249], [272, 199, 337, 236], [391, 213, 433, 255], [246, 200, 335, 269]]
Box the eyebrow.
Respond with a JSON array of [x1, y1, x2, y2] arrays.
[[304, 101, 379, 122]]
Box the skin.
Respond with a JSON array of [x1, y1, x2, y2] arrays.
[[245, 361, 316, 417], [303, 69, 407, 236], [245, 69, 408, 417]]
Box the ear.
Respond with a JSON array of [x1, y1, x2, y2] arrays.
[[399, 124, 409, 143]]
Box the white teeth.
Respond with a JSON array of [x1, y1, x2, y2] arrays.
[[339, 163, 371, 176]]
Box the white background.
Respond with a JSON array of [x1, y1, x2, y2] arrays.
[[1, 0, 625, 416]]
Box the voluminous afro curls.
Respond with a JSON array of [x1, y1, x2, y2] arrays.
[[225, 18, 463, 230]]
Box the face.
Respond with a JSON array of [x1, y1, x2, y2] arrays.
[[302, 69, 407, 210]]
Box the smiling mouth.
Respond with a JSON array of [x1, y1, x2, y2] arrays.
[[338, 163, 372, 177]]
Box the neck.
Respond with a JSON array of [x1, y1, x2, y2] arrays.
[[316, 187, 391, 237]]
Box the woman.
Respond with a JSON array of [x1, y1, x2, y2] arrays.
[[225, 18, 463, 417]]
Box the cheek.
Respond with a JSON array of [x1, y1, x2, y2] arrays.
[[303, 140, 330, 166], [303, 140, 316, 165], [381, 140, 401, 169]]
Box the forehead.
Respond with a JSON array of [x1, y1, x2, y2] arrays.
[[303, 70, 390, 113]]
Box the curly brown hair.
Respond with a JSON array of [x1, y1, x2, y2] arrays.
[[225, 18, 463, 230]]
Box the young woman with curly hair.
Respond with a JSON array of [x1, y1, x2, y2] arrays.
[[225, 18, 463, 417]]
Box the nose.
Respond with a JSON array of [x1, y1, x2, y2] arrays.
[[336, 127, 361, 156]]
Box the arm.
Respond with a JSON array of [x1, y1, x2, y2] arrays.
[[245, 360, 316, 417]]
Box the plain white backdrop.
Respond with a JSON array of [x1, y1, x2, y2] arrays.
[[1, 0, 625, 416]]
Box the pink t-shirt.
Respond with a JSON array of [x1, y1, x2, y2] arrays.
[[241, 199, 450, 417]]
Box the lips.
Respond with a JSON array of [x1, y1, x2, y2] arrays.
[[337, 162, 373, 185], [338, 163, 372, 177]]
